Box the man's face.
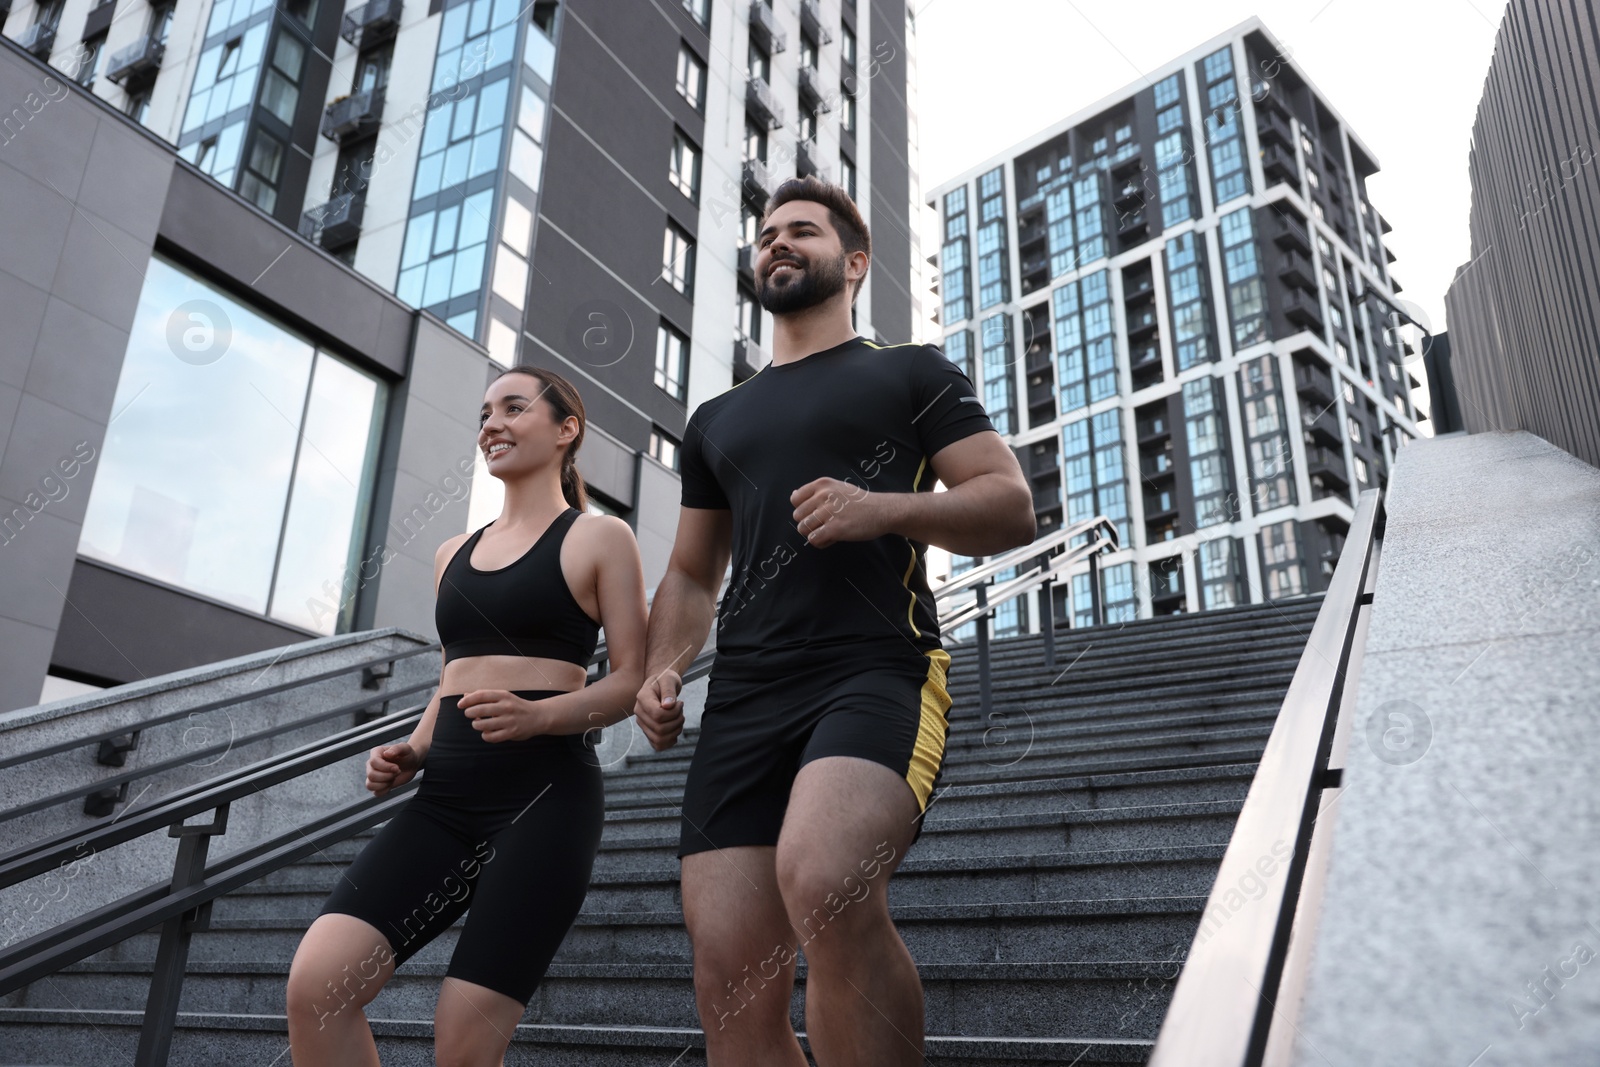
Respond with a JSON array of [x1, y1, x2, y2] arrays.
[[755, 199, 850, 314]]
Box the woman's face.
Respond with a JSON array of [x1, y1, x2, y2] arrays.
[[477, 373, 574, 477]]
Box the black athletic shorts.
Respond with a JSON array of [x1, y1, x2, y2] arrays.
[[677, 648, 953, 857], [317, 690, 603, 1005]]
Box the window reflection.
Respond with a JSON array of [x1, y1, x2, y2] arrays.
[[78, 256, 385, 634]]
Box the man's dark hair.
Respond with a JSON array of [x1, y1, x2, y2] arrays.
[[762, 176, 872, 299]]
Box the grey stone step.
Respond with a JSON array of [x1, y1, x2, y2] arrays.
[[0, 1008, 1157, 1065], [9, 958, 1182, 1039], [942, 639, 1308, 692], [605, 722, 1275, 792], [229, 842, 1229, 921], [597, 763, 1257, 838], [89, 890, 1206, 968]]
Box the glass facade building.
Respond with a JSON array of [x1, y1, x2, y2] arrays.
[[929, 20, 1422, 632]]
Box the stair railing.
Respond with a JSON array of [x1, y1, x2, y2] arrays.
[[1147, 488, 1384, 1067], [0, 639, 715, 1066], [930, 514, 1121, 720]]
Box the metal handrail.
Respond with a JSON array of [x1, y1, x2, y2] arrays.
[[0, 641, 715, 1066], [1148, 488, 1384, 1066], [931, 515, 1118, 601]]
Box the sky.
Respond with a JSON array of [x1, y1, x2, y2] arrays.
[[910, 0, 1510, 349]]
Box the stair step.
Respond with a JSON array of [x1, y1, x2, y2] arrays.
[[0, 1007, 1157, 1064]]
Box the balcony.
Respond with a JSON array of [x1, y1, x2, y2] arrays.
[[105, 34, 165, 85], [1276, 249, 1315, 291], [799, 0, 832, 43], [1293, 360, 1335, 406], [1018, 219, 1046, 247], [298, 193, 365, 250], [340, 0, 402, 49], [1127, 306, 1159, 340], [1143, 489, 1178, 523], [1109, 144, 1143, 177], [1257, 105, 1293, 147], [1124, 275, 1155, 304], [1114, 178, 1144, 208], [1031, 484, 1063, 514], [17, 23, 56, 58], [1302, 405, 1341, 448], [797, 137, 828, 180], [748, 1, 787, 54], [1027, 378, 1056, 412], [1137, 412, 1170, 443], [1261, 142, 1298, 184], [1117, 209, 1148, 239], [1305, 445, 1349, 488], [1026, 449, 1060, 483], [742, 156, 773, 205], [798, 65, 830, 110], [1140, 450, 1175, 479], [746, 74, 784, 131], [1282, 287, 1323, 329], [1129, 343, 1161, 379], [734, 335, 768, 383], [737, 243, 757, 285], [1267, 210, 1311, 254], [322, 88, 385, 142]]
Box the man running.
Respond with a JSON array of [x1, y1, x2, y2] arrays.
[[634, 176, 1036, 1066]]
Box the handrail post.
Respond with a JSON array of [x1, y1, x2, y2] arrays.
[[1038, 552, 1056, 669], [1089, 550, 1105, 627], [136, 805, 229, 1067], [974, 579, 992, 721]]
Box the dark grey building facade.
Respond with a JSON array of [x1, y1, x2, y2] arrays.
[[1443, 0, 1600, 469], [0, 0, 919, 714]]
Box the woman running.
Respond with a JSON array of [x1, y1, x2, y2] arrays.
[[285, 366, 646, 1066]]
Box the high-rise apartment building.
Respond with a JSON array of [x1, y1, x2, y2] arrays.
[[0, 0, 915, 710], [927, 18, 1422, 631]]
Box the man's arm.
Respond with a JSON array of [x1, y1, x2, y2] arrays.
[[790, 430, 1035, 557], [635, 506, 733, 750]]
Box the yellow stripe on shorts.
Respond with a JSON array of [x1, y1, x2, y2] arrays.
[[905, 648, 953, 809]]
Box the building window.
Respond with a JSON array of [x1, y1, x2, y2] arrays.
[[670, 129, 701, 202], [1219, 206, 1267, 348], [1200, 44, 1251, 206], [1062, 409, 1130, 547], [239, 130, 285, 213], [800, 33, 817, 70], [676, 42, 706, 111], [1183, 377, 1234, 527], [1054, 269, 1117, 413], [736, 285, 762, 344], [747, 36, 770, 82], [744, 117, 768, 163], [650, 428, 681, 472], [1074, 560, 1136, 627], [801, 104, 818, 143], [841, 90, 857, 133], [655, 322, 689, 401], [1259, 520, 1306, 599], [942, 328, 973, 379], [662, 222, 696, 296], [127, 87, 154, 123], [78, 255, 386, 635], [941, 185, 971, 324], [76, 34, 105, 86], [841, 155, 856, 199], [976, 166, 1009, 309], [681, 0, 709, 27], [1198, 536, 1245, 609], [841, 23, 856, 69], [1237, 354, 1297, 512], [1354, 455, 1370, 485], [979, 313, 1016, 435], [1164, 232, 1215, 371]]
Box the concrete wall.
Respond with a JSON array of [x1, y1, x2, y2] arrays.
[[1290, 430, 1600, 1064]]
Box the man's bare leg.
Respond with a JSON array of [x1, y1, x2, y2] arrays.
[[682, 845, 809, 1066], [776, 756, 923, 1067]]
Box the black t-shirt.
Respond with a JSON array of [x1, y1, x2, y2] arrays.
[[680, 335, 996, 676]]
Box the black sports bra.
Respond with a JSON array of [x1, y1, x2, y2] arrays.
[[434, 508, 601, 666]]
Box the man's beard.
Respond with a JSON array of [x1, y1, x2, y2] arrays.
[[757, 250, 848, 314]]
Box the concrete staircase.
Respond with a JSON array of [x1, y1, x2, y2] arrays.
[[0, 597, 1323, 1065]]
